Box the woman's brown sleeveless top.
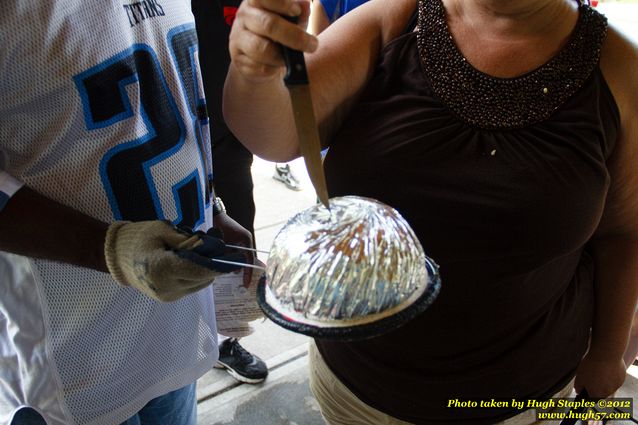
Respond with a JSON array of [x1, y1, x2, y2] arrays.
[[317, 0, 620, 423]]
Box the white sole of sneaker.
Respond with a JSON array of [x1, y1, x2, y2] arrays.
[[272, 175, 302, 191], [214, 361, 267, 384]]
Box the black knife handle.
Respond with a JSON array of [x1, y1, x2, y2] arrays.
[[280, 15, 309, 86]]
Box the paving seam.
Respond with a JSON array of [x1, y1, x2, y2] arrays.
[[197, 347, 309, 404]]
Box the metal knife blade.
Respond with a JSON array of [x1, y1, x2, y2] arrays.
[[287, 85, 330, 208], [281, 19, 330, 209]]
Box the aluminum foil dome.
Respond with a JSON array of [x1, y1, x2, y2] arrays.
[[257, 195, 441, 340]]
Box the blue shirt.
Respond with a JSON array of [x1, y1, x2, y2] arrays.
[[320, 0, 369, 23]]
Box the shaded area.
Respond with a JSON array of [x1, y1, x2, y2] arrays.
[[201, 367, 325, 425]]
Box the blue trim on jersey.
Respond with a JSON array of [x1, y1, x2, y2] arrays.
[[75, 44, 188, 221], [172, 170, 205, 229], [191, 44, 212, 200], [167, 24, 212, 208], [0, 192, 9, 212]]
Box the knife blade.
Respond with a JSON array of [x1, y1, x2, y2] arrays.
[[280, 20, 330, 209]]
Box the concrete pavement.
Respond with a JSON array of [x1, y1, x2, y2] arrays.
[[196, 4, 638, 423], [197, 157, 322, 425]]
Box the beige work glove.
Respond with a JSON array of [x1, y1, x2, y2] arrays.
[[104, 220, 245, 302]]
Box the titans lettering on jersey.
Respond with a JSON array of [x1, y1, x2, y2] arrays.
[[123, 0, 165, 27]]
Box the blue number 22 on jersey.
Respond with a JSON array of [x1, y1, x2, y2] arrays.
[[74, 24, 210, 229]]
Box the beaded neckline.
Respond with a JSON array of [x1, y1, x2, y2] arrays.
[[416, 0, 608, 129]]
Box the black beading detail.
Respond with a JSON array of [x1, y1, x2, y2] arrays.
[[417, 0, 608, 129]]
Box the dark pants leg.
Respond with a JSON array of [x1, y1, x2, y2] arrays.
[[212, 132, 256, 242]]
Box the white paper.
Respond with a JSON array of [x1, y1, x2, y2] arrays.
[[213, 261, 265, 338]]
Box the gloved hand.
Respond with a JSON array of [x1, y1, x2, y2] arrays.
[[104, 220, 246, 302]]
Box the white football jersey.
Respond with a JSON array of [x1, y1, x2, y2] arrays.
[[0, 1, 218, 424]]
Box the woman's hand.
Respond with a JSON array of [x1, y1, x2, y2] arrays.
[[228, 0, 318, 84], [574, 349, 627, 399]]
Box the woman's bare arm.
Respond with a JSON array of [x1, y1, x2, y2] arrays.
[[223, 0, 416, 162], [576, 26, 638, 398]]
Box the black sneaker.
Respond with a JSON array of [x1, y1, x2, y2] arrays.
[[273, 164, 302, 191], [214, 338, 268, 384]]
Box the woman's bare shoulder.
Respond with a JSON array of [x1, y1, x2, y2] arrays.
[[597, 25, 638, 238], [600, 25, 638, 119], [323, 0, 417, 48], [376, 0, 418, 47]]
